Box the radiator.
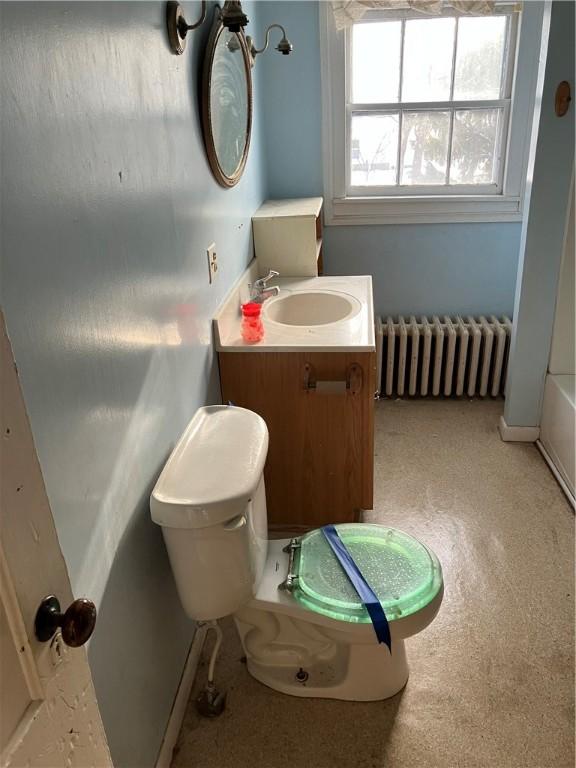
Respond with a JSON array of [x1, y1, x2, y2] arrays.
[[375, 315, 513, 398]]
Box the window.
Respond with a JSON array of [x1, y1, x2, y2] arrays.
[[320, 3, 545, 224], [350, 14, 512, 192]]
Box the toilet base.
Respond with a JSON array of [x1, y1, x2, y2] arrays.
[[246, 640, 408, 701], [235, 609, 409, 701]]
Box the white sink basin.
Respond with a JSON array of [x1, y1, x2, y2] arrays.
[[214, 271, 374, 351], [263, 290, 361, 327]]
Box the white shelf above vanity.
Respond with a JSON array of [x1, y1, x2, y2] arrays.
[[252, 197, 323, 278]]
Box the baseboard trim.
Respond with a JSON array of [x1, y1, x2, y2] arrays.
[[155, 625, 208, 768], [498, 416, 540, 442], [536, 440, 576, 510]]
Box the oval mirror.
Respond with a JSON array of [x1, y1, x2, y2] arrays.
[[202, 13, 252, 188]]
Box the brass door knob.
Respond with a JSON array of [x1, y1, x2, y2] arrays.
[[34, 595, 97, 647]]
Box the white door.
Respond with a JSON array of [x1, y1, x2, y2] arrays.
[[0, 312, 112, 768]]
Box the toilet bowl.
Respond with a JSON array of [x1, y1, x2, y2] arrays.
[[235, 527, 442, 700], [151, 405, 443, 702]]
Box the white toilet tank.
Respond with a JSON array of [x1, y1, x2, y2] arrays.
[[150, 405, 269, 621]]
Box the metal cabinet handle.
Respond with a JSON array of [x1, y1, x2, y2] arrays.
[[34, 595, 97, 647], [303, 363, 363, 395]]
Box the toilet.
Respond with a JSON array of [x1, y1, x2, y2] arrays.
[[151, 405, 443, 701]]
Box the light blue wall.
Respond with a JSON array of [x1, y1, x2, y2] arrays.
[[324, 223, 521, 318], [259, 0, 522, 316], [0, 2, 267, 766], [504, 0, 575, 427], [259, 1, 323, 198]]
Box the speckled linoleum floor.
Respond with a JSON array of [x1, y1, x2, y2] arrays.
[[171, 399, 574, 768]]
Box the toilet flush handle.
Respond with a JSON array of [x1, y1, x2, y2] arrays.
[[223, 514, 247, 531]]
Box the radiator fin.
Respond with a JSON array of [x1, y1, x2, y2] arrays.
[[379, 315, 512, 398]]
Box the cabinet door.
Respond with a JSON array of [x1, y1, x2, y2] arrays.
[[219, 352, 375, 529]]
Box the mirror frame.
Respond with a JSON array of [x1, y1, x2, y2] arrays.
[[201, 13, 253, 188]]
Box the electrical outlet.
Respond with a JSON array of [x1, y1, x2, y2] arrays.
[[207, 243, 218, 284]]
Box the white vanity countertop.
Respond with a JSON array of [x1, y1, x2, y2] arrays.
[[214, 266, 375, 353]]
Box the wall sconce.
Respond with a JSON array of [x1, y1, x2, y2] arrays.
[[220, 1, 249, 32], [227, 23, 293, 67], [247, 24, 293, 64], [167, 1, 206, 55], [167, 1, 251, 55]]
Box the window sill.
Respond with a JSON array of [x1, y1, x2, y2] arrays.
[[325, 195, 524, 226]]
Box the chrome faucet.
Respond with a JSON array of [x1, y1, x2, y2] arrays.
[[250, 270, 280, 303]]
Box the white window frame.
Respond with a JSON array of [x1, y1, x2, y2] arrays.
[[320, 1, 545, 225]]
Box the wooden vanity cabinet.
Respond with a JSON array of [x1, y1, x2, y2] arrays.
[[218, 350, 376, 532]]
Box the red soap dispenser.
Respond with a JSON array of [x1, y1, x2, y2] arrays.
[[241, 302, 264, 343]]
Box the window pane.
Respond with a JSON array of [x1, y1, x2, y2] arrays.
[[450, 109, 501, 185], [400, 112, 450, 185], [453, 17, 507, 100], [351, 114, 399, 186], [352, 22, 402, 103], [402, 18, 455, 102]]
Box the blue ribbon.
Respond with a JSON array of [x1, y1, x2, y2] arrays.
[[321, 524, 391, 651]]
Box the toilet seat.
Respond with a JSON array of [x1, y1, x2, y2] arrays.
[[292, 524, 442, 625], [249, 524, 443, 641]]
